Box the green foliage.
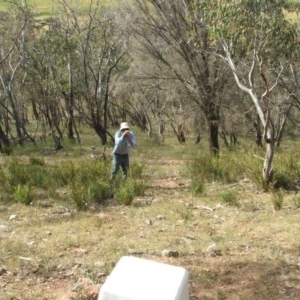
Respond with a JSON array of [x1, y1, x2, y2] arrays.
[[271, 188, 284, 210], [219, 190, 240, 207], [191, 180, 206, 196], [5, 158, 51, 190], [0, 148, 116, 208], [233, 148, 264, 186], [115, 180, 147, 205], [130, 161, 144, 178], [69, 184, 89, 211], [54, 158, 110, 188], [175, 204, 192, 221], [0, 144, 12, 155], [204, 0, 297, 61], [5, 157, 49, 190], [89, 181, 112, 203], [29, 156, 45, 166], [187, 144, 300, 193], [67, 160, 111, 209], [188, 149, 242, 186], [272, 172, 294, 190], [1, 154, 112, 208], [54, 161, 76, 186], [291, 193, 300, 208], [287, 0, 300, 9], [13, 184, 33, 205], [272, 151, 300, 190], [70, 180, 112, 210], [5, 158, 29, 188]]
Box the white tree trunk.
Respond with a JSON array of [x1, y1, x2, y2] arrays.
[[222, 45, 280, 184], [263, 141, 274, 183]]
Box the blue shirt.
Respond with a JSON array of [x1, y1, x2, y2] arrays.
[[113, 130, 137, 155]]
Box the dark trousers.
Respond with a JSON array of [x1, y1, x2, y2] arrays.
[[110, 153, 129, 181]]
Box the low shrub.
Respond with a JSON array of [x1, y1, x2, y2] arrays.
[[70, 181, 112, 211], [13, 184, 33, 205], [29, 157, 45, 166], [190, 180, 206, 196], [130, 161, 144, 178], [271, 188, 284, 210], [115, 180, 147, 205], [187, 145, 300, 193], [187, 150, 241, 187], [2, 155, 112, 208], [54, 160, 76, 186], [219, 190, 240, 207]]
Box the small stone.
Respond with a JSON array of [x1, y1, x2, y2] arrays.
[[94, 261, 105, 267], [9, 215, 17, 221], [18, 256, 34, 261], [206, 243, 222, 257], [161, 249, 179, 258], [146, 219, 152, 225], [97, 272, 106, 279], [0, 266, 7, 275], [132, 197, 153, 207], [0, 224, 8, 231]]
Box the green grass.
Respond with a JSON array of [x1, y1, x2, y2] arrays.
[[0, 0, 116, 12]]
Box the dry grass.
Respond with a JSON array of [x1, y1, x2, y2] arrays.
[[1, 131, 300, 299]]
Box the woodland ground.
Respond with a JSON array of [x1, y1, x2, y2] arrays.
[[1, 132, 300, 300]]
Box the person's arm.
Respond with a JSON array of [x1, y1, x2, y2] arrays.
[[127, 131, 137, 149]]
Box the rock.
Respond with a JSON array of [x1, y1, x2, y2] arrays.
[[161, 249, 179, 258], [71, 278, 99, 300], [35, 200, 54, 208], [0, 224, 8, 232], [94, 261, 105, 268], [206, 243, 222, 257], [18, 256, 34, 261], [145, 219, 152, 225], [132, 197, 153, 207], [97, 272, 106, 279], [46, 230, 52, 236], [0, 265, 7, 275], [9, 215, 17, 221]]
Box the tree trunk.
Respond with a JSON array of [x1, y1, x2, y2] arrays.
[[254, 115, 263, 147], [263, 140, 274, 185], [0, 124, 11, 154], [208, 120, 219, 156], [94, 123, 107, 145]]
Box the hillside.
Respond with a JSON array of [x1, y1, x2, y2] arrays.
[[1, 134, 300, 299]]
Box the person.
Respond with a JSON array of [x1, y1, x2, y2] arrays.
[[110, 122, 137, 183]]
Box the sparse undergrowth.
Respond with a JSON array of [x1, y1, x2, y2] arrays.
[[0, 154, 145, 210]]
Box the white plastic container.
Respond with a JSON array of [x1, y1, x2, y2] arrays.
[[98, 256, 189, 300]]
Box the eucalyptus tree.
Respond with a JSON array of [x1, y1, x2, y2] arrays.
[[26, 19, 81, 145], [56, 0, 130, 145], [213, 0, 299, 184], [126, 0, 232, 155], [0, 4, 33, 152]]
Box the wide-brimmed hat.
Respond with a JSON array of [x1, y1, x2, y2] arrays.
[[119, 122, 130, 130]]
